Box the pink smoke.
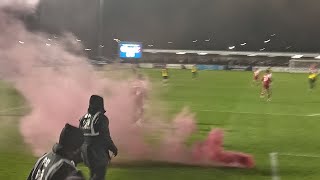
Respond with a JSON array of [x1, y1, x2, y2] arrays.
[[0, 9, 255, 168], [0, 0, 39, 8], [192, 129, 255, 168]]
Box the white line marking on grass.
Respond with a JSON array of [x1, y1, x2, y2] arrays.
[[270, 152, 280, 180], [278, 153, 320, 158], [270, 152, 320, 180], [200, 109, 308, 117], [0, 106, 28, 113], [307, 114, 320, 117]]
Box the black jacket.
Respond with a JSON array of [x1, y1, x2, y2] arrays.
[[27, 144, 85, 180], [79, 112, 117, 168]]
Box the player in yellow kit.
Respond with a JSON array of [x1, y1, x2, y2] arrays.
[[162, 66, 169, 85], [309, 64, 318, 90], [191, 65, 198, 79]]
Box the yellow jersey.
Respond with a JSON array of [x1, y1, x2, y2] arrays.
[[162, 69, 168, 77], [309, 73, 317, 80], [192, 66, 197, 73], [309, 68, 318, 80]]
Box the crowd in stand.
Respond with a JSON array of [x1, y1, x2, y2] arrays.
[[139, 53, 291, 67]]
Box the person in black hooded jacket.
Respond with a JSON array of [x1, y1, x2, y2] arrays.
[[27, 123, 85, 180], [79, 95, 118, 180]]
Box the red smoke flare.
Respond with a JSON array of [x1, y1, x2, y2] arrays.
[[0, 10, 255, 169]]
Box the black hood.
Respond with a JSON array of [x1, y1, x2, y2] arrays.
[[88, 95, 106, 114], [53, 123, 84, 155]]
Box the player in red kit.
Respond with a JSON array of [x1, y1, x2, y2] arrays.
[[260, 69, 272, 101], [252, 68, 261, 86], [130, 73, 149, 126]]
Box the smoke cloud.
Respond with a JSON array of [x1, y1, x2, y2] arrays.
[[0, 0, 38, 7], [0, 0, 39, 13], [0, 3, 254, 169]]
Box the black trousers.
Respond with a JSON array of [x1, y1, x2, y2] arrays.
[[78, 144, 111, 180], [73, 149, 108, 180], [309, 78, 316, 89], [89, 165, 107, 180]]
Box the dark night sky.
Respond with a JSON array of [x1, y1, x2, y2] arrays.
[[38, 0, 320, 56]]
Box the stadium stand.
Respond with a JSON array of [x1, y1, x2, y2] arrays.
[[135, 49, 320, 67], [139, 52, 290, 67]]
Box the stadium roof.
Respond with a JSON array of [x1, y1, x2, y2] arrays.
[[143, 49, 320, 59]]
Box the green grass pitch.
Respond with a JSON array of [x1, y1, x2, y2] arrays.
[[1, 69, 320, 180]]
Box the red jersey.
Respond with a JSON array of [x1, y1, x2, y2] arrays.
[[262, 74, 272, 87], [131, 79, 149, 105], [253, 69, 261, 80]]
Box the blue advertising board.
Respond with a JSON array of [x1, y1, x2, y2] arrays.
[[196, 65, 226, 70]]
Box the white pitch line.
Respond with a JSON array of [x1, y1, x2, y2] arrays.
[[307, 114, 320, 117], [270, 152, 320, 180], [200, 109, 309, 117], [0, 106, 28, 113], [270, 152, 280, 180], [278, 153, 320, 158]]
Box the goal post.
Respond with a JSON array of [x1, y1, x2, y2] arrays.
[[289, 59, 320, 73]]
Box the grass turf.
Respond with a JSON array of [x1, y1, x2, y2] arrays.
[[1, 69, 320, 180]]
